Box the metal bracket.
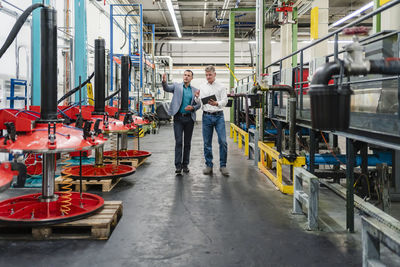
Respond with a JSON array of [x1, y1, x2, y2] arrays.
[[83, 121, 93, 140], [4, 122, 16, 145], [75, 114, 84, 129], [93, 119, 102, 135]]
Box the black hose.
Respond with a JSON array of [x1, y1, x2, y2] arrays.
[[120, 9, 137, 50], [370, 59, 400, 75], [310, 62, 341, 86], [0, 3, 45, 58], [57, 72, 94, 104], [105, 89, 121, 101]]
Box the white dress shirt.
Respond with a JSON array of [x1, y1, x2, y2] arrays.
[[196, 80, 228, 113]]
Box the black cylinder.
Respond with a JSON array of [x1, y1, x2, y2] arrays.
[[40, 7, 58, 121], [94, 38, 105, 114], [120, 55, 130, 112]]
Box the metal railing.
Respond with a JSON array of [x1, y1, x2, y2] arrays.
[[230, 123, 249, 156], [362, 216, 400, 267], [293, 167, 319, 231]]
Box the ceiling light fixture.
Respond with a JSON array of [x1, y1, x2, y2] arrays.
[[329, 1, 373, 28], [166, 0, 182, 38], [169, 40, 224, 44], [248, 40, 277, 44]]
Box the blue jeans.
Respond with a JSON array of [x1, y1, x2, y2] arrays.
[[202, 113, 227, 168]]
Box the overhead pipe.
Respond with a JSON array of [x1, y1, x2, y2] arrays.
[[253, 84, 297, 158]]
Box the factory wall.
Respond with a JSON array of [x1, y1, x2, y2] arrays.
[[0, 1, 140, 108], [0, 0, 32, 109], [169, 67, 254, 122], [166, 40, 343, 68]]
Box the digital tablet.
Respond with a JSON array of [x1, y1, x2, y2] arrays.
[[201, 94, 217, 105]]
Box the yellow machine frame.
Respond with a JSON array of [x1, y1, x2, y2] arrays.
[[258, 141, 305, 195], [230, 123, 249, 156]]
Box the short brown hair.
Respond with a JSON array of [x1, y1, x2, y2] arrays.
[[205, 65, 215, 73], [184, 70, 193, 77]]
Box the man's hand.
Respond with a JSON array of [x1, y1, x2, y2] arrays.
[[208, 99, 218, 106], [162, 73, 167, 83], [184, 105, 194, 111], [194, 90, 200, 98]]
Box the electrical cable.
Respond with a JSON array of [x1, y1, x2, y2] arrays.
[[57, 72, 94, 104], [0, 3, 45, 58], [320, 131, 345, 165], [120, 9, 137, 50]]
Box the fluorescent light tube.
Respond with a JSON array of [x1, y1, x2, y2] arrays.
[[169, 40, 224, 44], [330, 1, 373, 28], [166, 0, 182, 38], [248, 41, 277, 44]]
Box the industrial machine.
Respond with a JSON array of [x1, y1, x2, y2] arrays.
[[0, 5, 107, 225], [60, 39, 136, 180], [104, 55, 151, 162]]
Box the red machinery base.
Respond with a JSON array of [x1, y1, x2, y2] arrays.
[[61, 164, 136, 180], [103, 150, 152, 160], [0, 192, 104, 226]]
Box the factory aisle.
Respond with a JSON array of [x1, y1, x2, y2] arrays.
[[0, 123, 361, 267]]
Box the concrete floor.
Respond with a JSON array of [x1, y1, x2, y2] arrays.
[[0, 122, 364, 267]]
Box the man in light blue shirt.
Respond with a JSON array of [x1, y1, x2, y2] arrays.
[[162, 70, 200, 174]]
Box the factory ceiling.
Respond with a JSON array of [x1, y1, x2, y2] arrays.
[[127, 0, 373, 39]]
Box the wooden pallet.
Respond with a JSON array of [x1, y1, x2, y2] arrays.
[[55, 177, 121, 192], [104, 156, 148, 168], [0, 201, 123, 240]]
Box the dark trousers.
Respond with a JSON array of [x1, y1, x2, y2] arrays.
[[173, 113, 195, 169]]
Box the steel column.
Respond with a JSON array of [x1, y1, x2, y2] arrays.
[[309, 130, 316, 174], [292, 7, 298, 67], [229, 11, 235, 90], [373, 0, 381, 33], [346, 138, 355, 233], [360, 143, 369, 198], [42, 153, 55, 200]]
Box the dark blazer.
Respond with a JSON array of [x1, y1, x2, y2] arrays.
[[162, 82, 201, 121]]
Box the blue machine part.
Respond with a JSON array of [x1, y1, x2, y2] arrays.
[[8, 79, 28, 108], [264, 128, 310, 136], [12, 175, 60, 188], [306, 152, 392, 167]]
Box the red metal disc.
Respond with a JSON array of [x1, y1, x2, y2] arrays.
[[25, 154, 43, 175], [0, 123, 106, 153], [0, 192, 104, 225], [0, 163, 16, 192], [118, 115, 138, 129], [103, 150, 151, 160], [133, 116, 150, 126], [61, 164, 136, 180]]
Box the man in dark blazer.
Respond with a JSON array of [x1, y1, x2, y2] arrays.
[[162, 70, 200, 174]]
